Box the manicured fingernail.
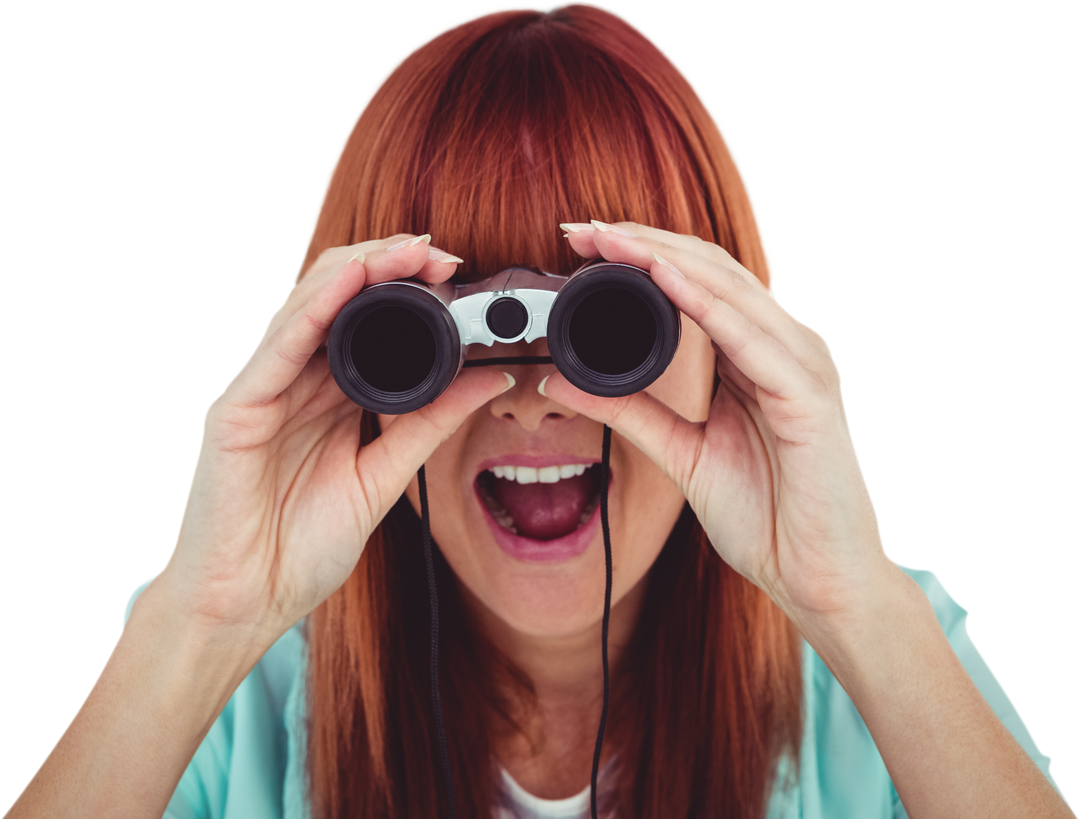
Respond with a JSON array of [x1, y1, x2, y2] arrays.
[[652, 252, 685, 278], [428, 247, 464, 264], [503, 372, 516, 392], [537, 375, 550, 396], [560, 222, 594, 234], [347, 250, 365, 264], [590, 219, 635, 237], [387, 234, 432, 251]]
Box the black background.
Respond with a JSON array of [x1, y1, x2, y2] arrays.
[[8, 0, 1071, 808]]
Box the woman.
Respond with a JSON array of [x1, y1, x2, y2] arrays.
[[7, 6, 1070, 819]]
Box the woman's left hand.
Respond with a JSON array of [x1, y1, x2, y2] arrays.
[[545, 220, 898, 633]]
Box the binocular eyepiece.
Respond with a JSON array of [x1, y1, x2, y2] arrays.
[[328, 260, 681, 414]]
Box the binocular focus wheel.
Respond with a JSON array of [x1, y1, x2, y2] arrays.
[[547, 263, 681, 397], [327, 284, 461, 414]]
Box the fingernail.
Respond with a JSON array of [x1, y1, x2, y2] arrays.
[[428, 247, 464, 264], [537, 375, 550, 397], [560, 222, 594, 234], [590, 219, 635, 237], [347, 250, 365, 264], [652, 252, 685, 278], [503, 372, 516, 392], [387, 234, 432, 251]]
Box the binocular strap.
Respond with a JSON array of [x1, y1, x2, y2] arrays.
[[461, 355, 554, 369]]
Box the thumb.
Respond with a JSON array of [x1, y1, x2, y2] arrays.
[[538, 372, 699, 489], [356, 368, 514, 514]]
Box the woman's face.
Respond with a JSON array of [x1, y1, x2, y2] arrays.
[[382, 312, 715, 639]]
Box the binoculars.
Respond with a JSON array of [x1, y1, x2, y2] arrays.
[[327, 260, 681, 414]]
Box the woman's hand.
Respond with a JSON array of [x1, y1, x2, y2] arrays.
[[546, 220, 894, 634], [157, 235, 512, 649]]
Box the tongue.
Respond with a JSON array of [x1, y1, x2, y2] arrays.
[[492, 473, 595, 540]]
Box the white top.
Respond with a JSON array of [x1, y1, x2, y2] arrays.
[[495, 768, 592, 819]]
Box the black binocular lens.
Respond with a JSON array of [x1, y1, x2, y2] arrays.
[[328, 285, 460, 415], [547, 263, 680, 397], [566, 288, 656, 375], [350, 305, 436, 393]]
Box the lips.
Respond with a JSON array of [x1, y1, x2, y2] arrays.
[[474, 457, 605, 562]]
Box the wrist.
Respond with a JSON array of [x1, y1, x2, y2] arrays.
[[128, 576, 277, 711], [787, 561, 940, 694], [151, 557, 297, 654]]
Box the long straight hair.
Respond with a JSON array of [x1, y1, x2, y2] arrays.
[[304, 7, 802, 817]]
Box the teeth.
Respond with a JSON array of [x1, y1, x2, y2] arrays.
[[488, 463, 591, 485], [477, 478, 518, 533], [492, 511, 517, 533], [580, 493, 600, 524]]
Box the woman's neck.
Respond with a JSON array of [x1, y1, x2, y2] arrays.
[[462, 574, 648, 800]]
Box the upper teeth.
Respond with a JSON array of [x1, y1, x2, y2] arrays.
[[490, 464, 589, 484]]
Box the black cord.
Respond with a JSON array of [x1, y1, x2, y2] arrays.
[[418, 465, 456, 819], [418, 362, 611, 819], [590, 424, 613, 819], [462, 355, 553, 368]]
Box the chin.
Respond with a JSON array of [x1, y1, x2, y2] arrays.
[[460, 559, 614, 640]]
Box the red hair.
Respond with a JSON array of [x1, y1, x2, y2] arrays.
[[304, 7, 801, 817]]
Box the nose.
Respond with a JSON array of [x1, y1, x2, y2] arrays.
[[481, 339, 578, 432]]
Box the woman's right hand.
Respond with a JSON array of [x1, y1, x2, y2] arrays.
[[154, 235, 512, 650]]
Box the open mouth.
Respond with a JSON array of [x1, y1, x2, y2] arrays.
[[475, 463, 602, 541]]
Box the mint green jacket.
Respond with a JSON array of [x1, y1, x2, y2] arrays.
[[142, 569, 1055, 818]]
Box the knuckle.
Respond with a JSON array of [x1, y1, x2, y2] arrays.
[[205, 395, 227, 430], [818, 337, 832, 360], [274, 342, 308, 370], [306, 239, 376, 280], [315, 246, 338, 265], [807, 368, 841, 407], [801, 324, 832, 357], [197, 391, 247, 442], [653, 237, 680, 259], [678, 283, 711, 323], [412, 403, 456, 443], [307, 246, 341, 278], [605, 394, 636, 428]]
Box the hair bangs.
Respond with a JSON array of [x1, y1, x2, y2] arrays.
[[305, 7, 766, 286]]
